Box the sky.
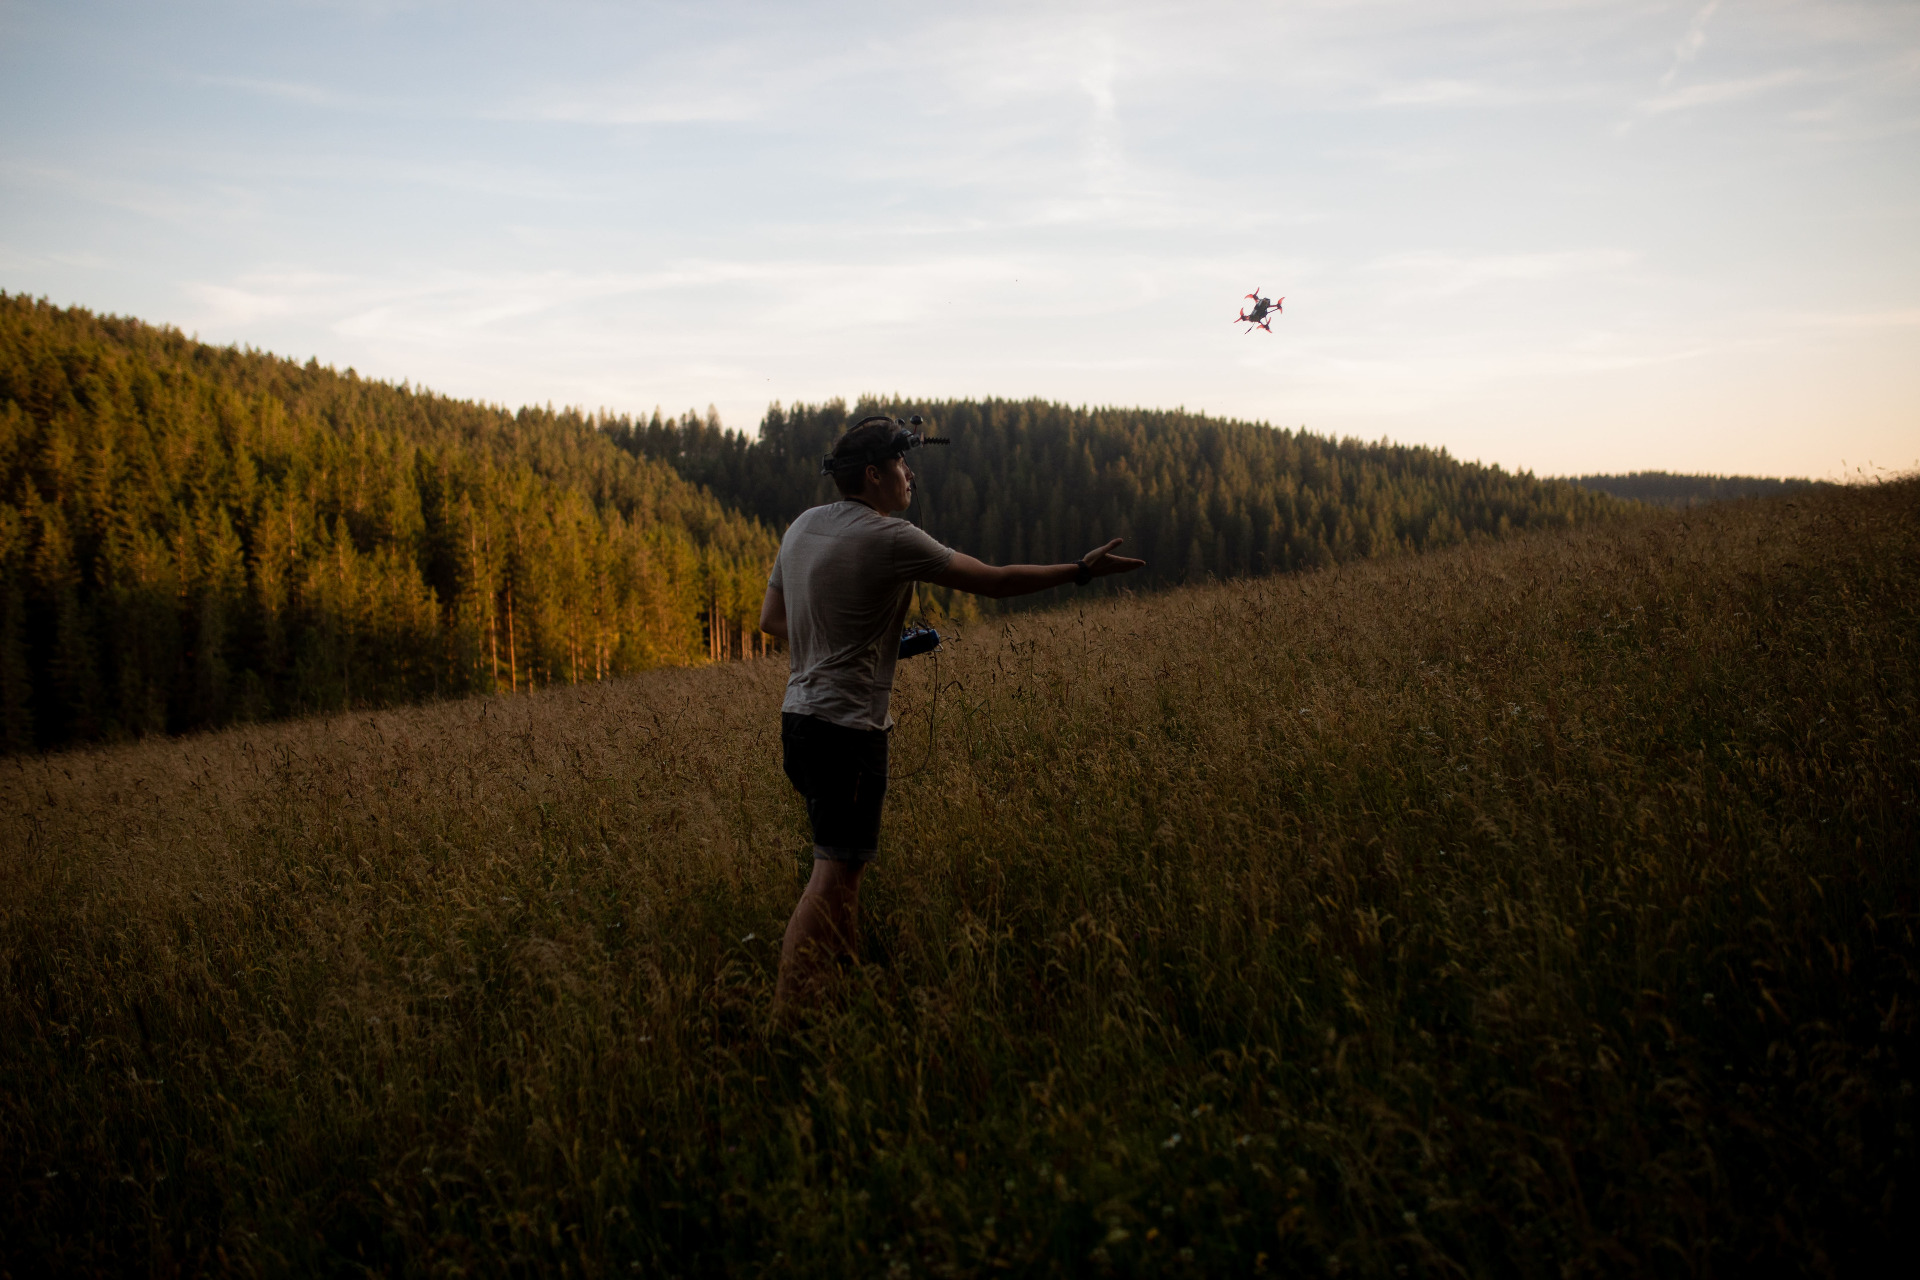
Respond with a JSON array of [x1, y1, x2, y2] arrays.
[[2, 0, 1916, 479]]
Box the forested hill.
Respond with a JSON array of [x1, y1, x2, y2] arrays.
[[0, 295, 777, 754], [0, 292, 1625, 755], [1569, 472, 1828, 509], [606, 398, 1620, 608]]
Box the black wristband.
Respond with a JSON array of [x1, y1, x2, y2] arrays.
[[1072, 560, 1093, 586]]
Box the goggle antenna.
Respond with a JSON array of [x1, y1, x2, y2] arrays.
[[821, 414, 949, 476]]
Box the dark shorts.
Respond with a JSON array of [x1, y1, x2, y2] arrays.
[[782, 712, 889, 862]]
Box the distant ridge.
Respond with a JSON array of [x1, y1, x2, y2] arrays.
[[607, 398, 1623, 613], [1568, 472, 1828, 509]]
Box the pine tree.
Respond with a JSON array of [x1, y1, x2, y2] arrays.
[[0, 294, 781, 752]]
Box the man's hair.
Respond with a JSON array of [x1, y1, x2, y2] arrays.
[[826, 420, 900, 497]]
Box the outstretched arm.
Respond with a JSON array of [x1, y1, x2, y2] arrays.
[[759, 584, 788, 640], [929, 538, 1144, 600]]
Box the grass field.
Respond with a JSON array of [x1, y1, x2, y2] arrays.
[[2, 480, 1915, 1276]]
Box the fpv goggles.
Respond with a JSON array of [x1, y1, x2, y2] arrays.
[[820, 414, 950, 477]]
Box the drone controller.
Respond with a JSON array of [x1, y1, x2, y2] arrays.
[[821, 414, 950, 477], [898, 626, 941, 660]]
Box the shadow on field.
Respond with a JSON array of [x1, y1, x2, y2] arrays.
[[3, 480, 1916, 1276]]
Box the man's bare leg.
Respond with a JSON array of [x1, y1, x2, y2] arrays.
[[774, 857, 866, 1016]]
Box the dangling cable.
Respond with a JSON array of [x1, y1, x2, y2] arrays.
[[888, 642, 946, 781]]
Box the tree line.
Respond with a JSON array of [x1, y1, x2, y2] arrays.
[[0, 295, 777, 754], [606, 397, 1621, 617], [2, 292, 1628, 755], [1570, 472, 1825, 509]]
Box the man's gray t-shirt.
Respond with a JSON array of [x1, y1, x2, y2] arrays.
[[769, 502, 955, 732]]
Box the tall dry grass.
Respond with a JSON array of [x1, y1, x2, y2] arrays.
[[2, 480, 1915, 1277]]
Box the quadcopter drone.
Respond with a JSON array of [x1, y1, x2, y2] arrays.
[[1236, 288, 1284, 333]]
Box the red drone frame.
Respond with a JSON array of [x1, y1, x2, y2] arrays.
[[1236, 288, 1283, 333]]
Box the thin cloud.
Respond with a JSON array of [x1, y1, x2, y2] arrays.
[[1370, 79, 1511, 107], [1363, 249, 1640, 300], [183, 254, 1044, 347], [1643, 68, 1807, 115], [0, 246, 110, 272], [1794, 307, 1920, 330], [190, 74, 395, 112], [478, 22, 891, 126], [1662, 0, 1722, 89], [0, 160, 263, 229]]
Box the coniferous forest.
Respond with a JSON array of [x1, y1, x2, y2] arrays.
[[0, 295, 777, 754], [1570, 471, 1827, 508], [2, 294, 1624, 754], [607, 396, 1619, 611]]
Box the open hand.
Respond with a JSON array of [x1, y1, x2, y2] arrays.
[[1079, 538, 1146, 580]]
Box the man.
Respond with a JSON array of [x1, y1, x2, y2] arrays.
[[759, 415, 1144, 1010]]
